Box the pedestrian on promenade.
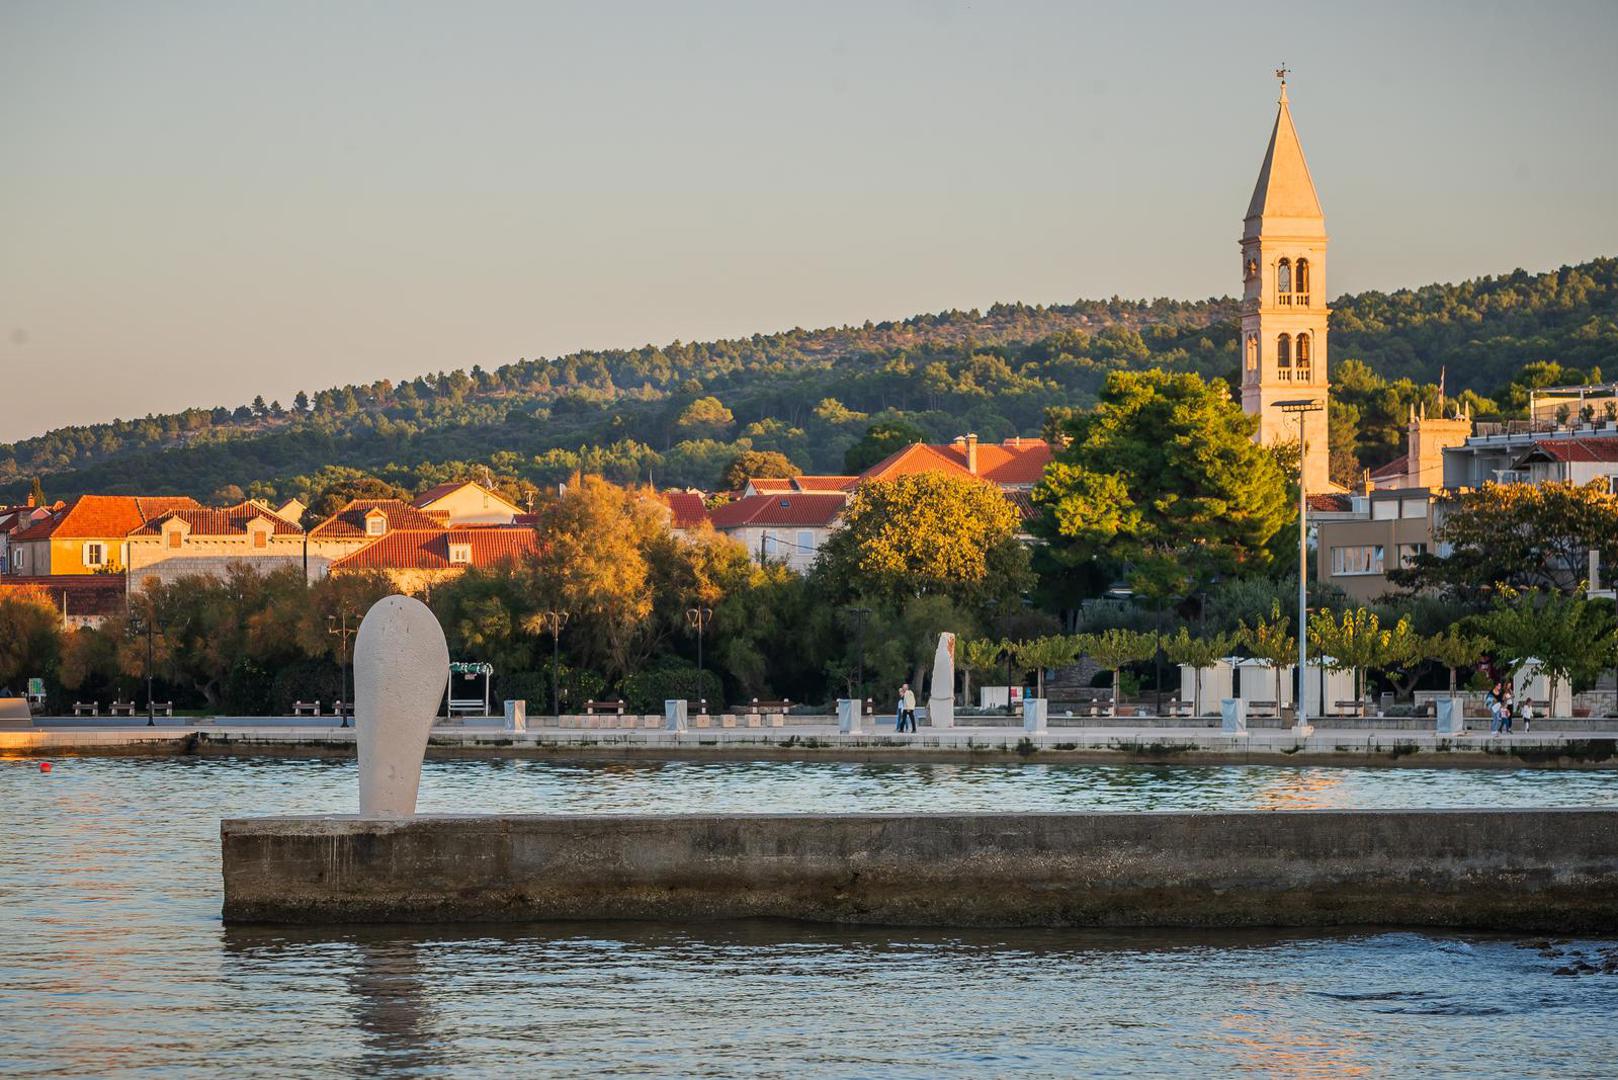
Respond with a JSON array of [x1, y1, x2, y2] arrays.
[[1519, 696, 1534, 734], [1485, 683, 1502, 735], [1499, 687, 1515, 735], [898, 683, 917, 733]]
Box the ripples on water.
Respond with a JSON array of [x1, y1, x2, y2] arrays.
[[2, 757, 1617, 1077]]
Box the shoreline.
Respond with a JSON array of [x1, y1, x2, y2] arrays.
[[6, 722, 1617, 769]]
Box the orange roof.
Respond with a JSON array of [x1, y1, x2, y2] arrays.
[[1514, 438, 1618, 465], [330, 527, 538, 571], [748, 476, 859, 494], [1368, 454, 1409, 481], [1307, 493, 1355, 513], [12, 494, 200, 541], [708, 493, 847, 529], [861, 437, 1051, 487], [132, 501, 303, 537], [662, 491, 709, 530], [308, 499, 449, 538]]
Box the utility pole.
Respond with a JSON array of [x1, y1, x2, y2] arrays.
[[327, 610, 357, 728], [685, 606, 713, 715], [1277, 399, 1323, 734], [845, 606, 870, 705]]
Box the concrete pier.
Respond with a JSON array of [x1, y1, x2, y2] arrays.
[[222, 809, 1618, 931]]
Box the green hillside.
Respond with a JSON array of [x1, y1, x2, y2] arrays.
[[4, 257, 1614, 506]]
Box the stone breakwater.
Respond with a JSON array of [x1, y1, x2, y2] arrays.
[[222, 809, 1618, 932]]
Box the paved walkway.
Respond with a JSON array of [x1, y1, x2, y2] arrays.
[[4, 721, 1615, 768]]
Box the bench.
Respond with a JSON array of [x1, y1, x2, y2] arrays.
[[73, 701, 98, 717], [109, 700, 136, 716], [1248, 700, 1279, 718], [448, 698, 487, 716], [1333, 700, 1366, 717], [583, 700, 625, 716], [330, 699, 350, 717], [1167, 701, 1194, 718], [151, 702, 174, 717], [741, 699, 791, 728], [292, 701, 321, 716]]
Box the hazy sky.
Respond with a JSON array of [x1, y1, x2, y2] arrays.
[[4, 1, 1616, 442]]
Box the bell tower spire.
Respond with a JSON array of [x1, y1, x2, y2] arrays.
[[1239, 69, 1333, 493]]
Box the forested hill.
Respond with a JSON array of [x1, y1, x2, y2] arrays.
[[3, 257, 1614, 506]]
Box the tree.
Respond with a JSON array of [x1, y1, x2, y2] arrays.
[[1162, 627, 1238, 716], [1035, 370, 1292, 600], [1477, 589, 1617, 710], [1424, 626, 1489, 694], [1306, 607, 1419, 705], [30, 476, 45, 507], [0, 586, 61, 692], [843, 418, 927, 473], [958, 636, 1007, 709], [1391, 481, 1618, 601], [1014, 635, 1080, 700], [720, 450, 800, 492], [1239, 602, 1295, 711], [815, 473, 1031, 609], [293, 390, 310, 412], [674, 396, 735, 441], [1077, 629, 1157, 713]]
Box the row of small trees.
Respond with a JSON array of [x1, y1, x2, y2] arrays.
[[959, 591, 1617, 715]]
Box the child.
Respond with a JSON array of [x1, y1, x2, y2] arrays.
[[1519, 696, 1534, 734]]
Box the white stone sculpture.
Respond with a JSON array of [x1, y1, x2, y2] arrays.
[[928, 632, 956, 730], [355, 595, 450, 817]]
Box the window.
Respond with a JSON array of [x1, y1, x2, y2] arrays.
[[1295, 258, 1310, 296], [1332, 545, 1385, 576], [448, 543, 471, 565], [168, 530, 183, 549], [1400, 498, 1427, 519], [1245, 334, 1258, 373], [84, 542, 106, 567], [252, 530, 268, 549], [1371, 500, 1398, 521], [366, 516, 386, 536], [1277, 259, 1291, 295], [1296, 333, 1310, 366], [796, 530, 814, 558], [762, 531, 779, 558], [1276, 333, 1291, 368], [1398, 543, 1427, 568]]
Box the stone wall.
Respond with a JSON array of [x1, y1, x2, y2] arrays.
[[222, 808, 1618, 931]]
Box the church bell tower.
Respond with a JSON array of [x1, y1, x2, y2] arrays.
[[1240, 68, 1332, 493]]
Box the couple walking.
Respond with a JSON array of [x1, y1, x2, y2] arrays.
[[895, 683, 917, 733], [1484, 682, 1535, 735]]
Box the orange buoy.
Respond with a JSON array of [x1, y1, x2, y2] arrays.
[[39, 761, 52, 773]]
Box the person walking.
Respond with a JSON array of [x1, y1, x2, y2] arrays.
[[1499, 687, 1515, 735], [1485, 683, 1502, 736], [898, 683, 917, 733], [1519, 696, 1534, 734]]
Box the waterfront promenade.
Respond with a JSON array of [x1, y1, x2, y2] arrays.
[[7, 715, 1617, 767]]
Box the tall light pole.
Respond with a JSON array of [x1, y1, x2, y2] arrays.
[[685, 607, 713, 715], [1277, 399, 1323, 734], [846, 606, 870, 706], [129, 603, 158, 726], [540, 610, 568, 719], [327, 610, 357, 728]]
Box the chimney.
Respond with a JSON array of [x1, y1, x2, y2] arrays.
[[965, 433, 978, 475]]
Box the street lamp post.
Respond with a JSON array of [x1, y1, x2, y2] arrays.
[[540, 610, 568, 720], [327, 611, 357, 728], [1277, 398, 1324, 734], [845, 606, 870, 705], [685, 607, 713, 715], [130, 606, 158, 725]]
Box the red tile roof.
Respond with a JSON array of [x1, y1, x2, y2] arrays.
[[308, 499, 449, 538], [329, 527, 538, 571], [1003, 489, 1039, 523], [1368, 454, 1409, 481], [662, 491, 710, 530], [12, 495, 200, 541], [132, 501, 303, 537], [748, 476, 859, 494], [708, 493, 847, 529], [1514, 438, 1618, 465], [1, 575, 128, 617], [1307, 493, 1355, 513], [861, 437, 1052, 486]]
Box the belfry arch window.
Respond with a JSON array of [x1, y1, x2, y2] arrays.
[[1276, 259, 1292, 301], [1276, 333, 1292, 369], [1245, 334, 1258, 375], [1295, 333, 1311, 379], [1295, 258, 1310, 298]]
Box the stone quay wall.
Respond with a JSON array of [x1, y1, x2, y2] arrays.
[[221, 809, 1618, 932]]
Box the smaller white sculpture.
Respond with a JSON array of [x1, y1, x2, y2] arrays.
[[355, 595, 450, 817], [928, 632, 956, 729]]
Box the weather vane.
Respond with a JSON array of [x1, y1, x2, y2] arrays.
[[1275, 63, 1290, 86]]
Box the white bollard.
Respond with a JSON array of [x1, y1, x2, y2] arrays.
[[355, 595, 450, 818], [664, 699, 688, 732], [1220, 697, 1248, 735], [1023, 697, 1048, 733]]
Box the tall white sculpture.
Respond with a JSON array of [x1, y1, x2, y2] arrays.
[[928, 632, 956, 729], [355, 595, 450, 817]]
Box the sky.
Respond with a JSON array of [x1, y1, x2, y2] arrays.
[[3, 0, 1616, 443]]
